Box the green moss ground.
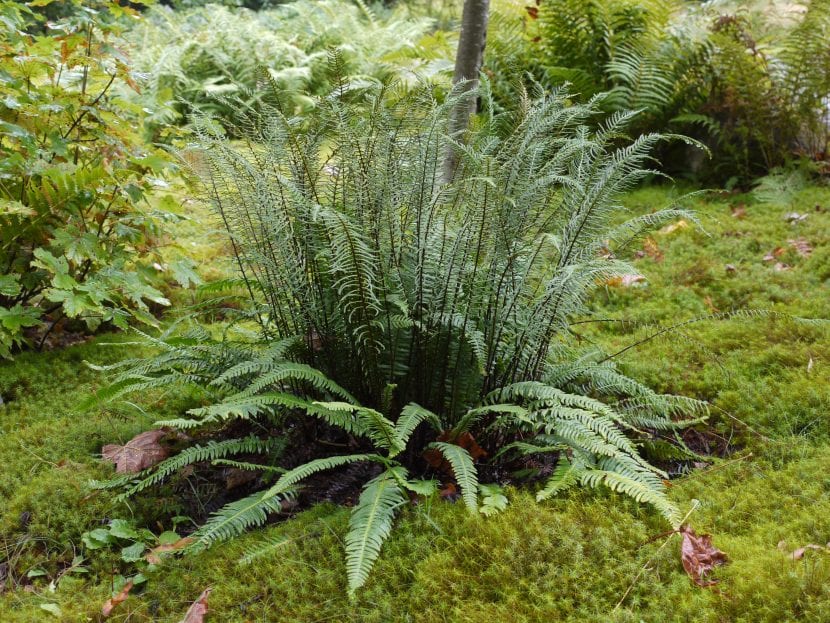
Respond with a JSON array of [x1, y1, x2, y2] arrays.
[[1, 185, 828, 622]]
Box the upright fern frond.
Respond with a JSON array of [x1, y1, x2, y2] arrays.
[[426, 442, 479, 511]]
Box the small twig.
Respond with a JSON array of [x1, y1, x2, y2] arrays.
[[682, 452, 753, 481], [614, 500, 700, 611]]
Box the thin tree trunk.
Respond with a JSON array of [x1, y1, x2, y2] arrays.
[[442, 0, 490, 183]]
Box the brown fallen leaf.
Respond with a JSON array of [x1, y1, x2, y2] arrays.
[[763, 247, 786, 262], [659, 219, 689, 235], [703, 296, 719, 313], [790, 544, 827, 560], [179, 587, 211, 623], [102, 430, 170, 474], [680, 525, 728, 587], [145, 537, 195, 565], [424, 431, 487, 473], [439, 482, 461, 502], [642, 237, 664, 262], [102, 580, 133, 617], [606, 274, 646, 288], [731, 203, 747, 219], [224, 467, 259, 491], [788, 237, 813, 258]]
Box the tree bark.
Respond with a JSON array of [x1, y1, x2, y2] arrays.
[[442, 0, 490, 183]]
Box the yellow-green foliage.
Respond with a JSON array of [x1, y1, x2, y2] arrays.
[[1, 185, 829, 621]]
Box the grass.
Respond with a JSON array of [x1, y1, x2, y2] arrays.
[[0, 183, 828, 622]]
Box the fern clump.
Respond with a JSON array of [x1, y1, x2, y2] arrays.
[[93, 79, 707, 594]]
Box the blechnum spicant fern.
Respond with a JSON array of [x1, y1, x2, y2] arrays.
[[92, 75, 708, 595]]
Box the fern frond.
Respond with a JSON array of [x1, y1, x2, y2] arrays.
[[191, 489, 295, 552], [536, 456, 584, 501], [426, 442, 479, 512], [263, 453, 385, 499], [345, 469, 406, 595], [394, 403, 441, 444]]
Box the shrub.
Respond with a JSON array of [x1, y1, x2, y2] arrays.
[[524, 0, 830, 183], [692, 3, 830, 182], [0, 0, 182, 357], [92, 81, 708, 594]]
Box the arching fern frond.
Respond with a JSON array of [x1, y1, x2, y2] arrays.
[[345, 469, 407, 595]]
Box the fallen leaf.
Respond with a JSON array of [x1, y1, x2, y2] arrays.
[[807, 357, 814, 373], [680, 526, 728, 587], [606, 274, 646, 288], [788, 237, 812, 258], [424, 432, 487, 473], [730, 203, 747, 219], [439, 482, 460, 502], [784, 212, 808, 223], [102, 580, 133, 617], [642, 237, 664, 262], [179, 588, 211, 623], [224, 467, 258, 490], [703, 296, 719, 313], [725, 264, 737, 273], [763, 247, 786, 262], [101, 430, 170, 474], [773, 262, 791, 272], [659, 219, 689, 235], [145, 537, 194, 565], [790, 544, 826, 560]]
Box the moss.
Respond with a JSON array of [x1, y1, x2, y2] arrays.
[[2, 185, 829, 621]]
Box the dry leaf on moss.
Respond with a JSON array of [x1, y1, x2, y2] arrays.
[[731, 204, 747, 218], [179, 588, 211, 623], [145, 537, 194, 565], [680, 526, 728, 587], [101, 430, 169, 474], [606, 274, 646, 288], [789, 544, 827, 560], [102, 580, 133, 617], [659, 219, 689, 235], [763, 247, 786, 262], [642, 237, 664, 262], [788, 237, 813, 258]]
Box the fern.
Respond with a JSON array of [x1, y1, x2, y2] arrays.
[[191, 489, 295, 551], [90, 79, 738, 593], [345, 469, 406, 595], [237, 534, 293, 567], [426, 442, 479, 512], [91, 436, 283, 499], [536, 456, 583, 501]]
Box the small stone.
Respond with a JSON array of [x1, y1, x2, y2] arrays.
[[725, 264, 737, 273]]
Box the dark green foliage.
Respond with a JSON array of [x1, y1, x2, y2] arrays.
[[695, 4, 830, 182], [0, 0, 188, 357], [526, 0, 830, 182]]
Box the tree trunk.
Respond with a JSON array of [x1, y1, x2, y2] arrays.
[[442, 0, 490, 183]]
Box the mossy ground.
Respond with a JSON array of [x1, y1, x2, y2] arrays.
[[1, 185, 828, 622]]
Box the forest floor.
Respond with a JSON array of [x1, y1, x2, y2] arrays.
[[1, 184, 829, 622]]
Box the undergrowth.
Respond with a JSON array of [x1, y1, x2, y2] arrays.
[[0, 184, 828, 621]]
